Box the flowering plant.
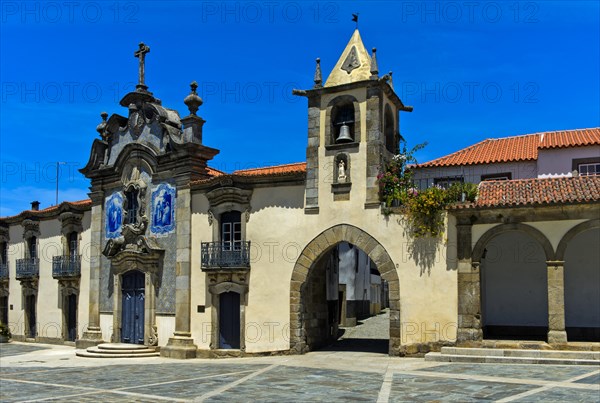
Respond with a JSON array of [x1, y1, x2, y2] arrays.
[[377, 140, 427, 207]]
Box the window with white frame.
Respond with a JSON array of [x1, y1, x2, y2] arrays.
[[578, 163, 600, 176]]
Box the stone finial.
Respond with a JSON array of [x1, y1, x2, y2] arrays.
[[388, 71, 394, 89], [96, 111, 108, 135], [370, 48, 379, 79], [313, 58, 323, 88], [184, 81, 203, 116]]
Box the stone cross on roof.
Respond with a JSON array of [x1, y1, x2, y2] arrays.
[[134, 42, 150, 91]]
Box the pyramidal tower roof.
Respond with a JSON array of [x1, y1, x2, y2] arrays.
[[324, 29, 373, 87]]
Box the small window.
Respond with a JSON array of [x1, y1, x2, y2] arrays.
[[28, 236, 37, 259], [481, 172, 512, 181], [125, 189, 139, 225], [68, 232, 78, 257], [579, 163, 600, 176], [0, 242, 7, 265], [434, 176, 464, 189], [221, 211, 242, 251]]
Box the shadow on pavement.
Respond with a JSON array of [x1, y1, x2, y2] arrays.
[[318, 338, 389, 354]]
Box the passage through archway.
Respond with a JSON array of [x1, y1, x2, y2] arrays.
[[290, 224, 400, 356], [562, 225, 600, 341], [479, 230, 549, 340]]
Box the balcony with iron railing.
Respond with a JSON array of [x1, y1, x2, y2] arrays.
[[201, 241, 251, 270], [0, 263, 8, 281], [52, 255, 81, 279], [16, 258, 39, 280]]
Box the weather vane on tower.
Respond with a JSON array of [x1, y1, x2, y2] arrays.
[[352, 13, 359, 29]]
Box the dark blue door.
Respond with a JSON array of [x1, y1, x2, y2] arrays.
[[67, 294, 77, 341], [26, 294, 36, 338], [219, 292, 240, 349], [121, 271, 145, 344]]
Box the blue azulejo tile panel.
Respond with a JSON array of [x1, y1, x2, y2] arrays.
[[150, 183, 176, 236], [390, 374, 535, 402]]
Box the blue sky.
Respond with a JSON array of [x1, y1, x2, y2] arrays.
[[1, 1, 599, 216]]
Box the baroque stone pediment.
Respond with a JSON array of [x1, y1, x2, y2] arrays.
[[206, 187, 252, 206], [103, 234, 164, 275]]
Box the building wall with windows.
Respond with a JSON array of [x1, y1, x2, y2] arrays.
[[537, 145, 600, 177]]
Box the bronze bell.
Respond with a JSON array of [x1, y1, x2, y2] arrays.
[[336, 123, 353, 143]]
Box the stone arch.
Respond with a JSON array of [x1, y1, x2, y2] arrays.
[[556, 219, 600, 261], [472, 223, 555, 263], [289, 224, 400, 355], [473, 223, 553, 340], [556, 219, 600, 341]]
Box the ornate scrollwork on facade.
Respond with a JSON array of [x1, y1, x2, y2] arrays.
[[148, 325, 159, 346], [59, 212, 83, 236], [22, 219, 40, 240]]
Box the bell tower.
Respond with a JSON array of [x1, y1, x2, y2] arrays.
[[294, 29, 413, 213]]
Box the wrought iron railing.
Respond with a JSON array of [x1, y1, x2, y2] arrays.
[[201, 241, 251, 269], [52, 255, 81, 278], [16, 258, 39, 279], [0, 263, 8, 280]]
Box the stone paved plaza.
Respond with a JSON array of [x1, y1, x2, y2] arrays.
[[1, 342, 598, 402]]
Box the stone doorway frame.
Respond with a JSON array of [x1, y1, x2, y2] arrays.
[[110, 256, 161, 346], [289, 224, 400, 356]]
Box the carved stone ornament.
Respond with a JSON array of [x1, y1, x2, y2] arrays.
[[341, 46, 361, 74], [128, 103, 145, 137]]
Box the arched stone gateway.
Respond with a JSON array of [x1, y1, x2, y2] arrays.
[[289, 224, 400, 356]]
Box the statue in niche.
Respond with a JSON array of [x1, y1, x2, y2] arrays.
[[338, 159, 347, 183]]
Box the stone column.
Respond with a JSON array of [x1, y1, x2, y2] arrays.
[[76, 201, 104, 349], [365, 87, 382, 209], [304, 97, 320, 214], [547, 261, 567, 344], [161, 187, 198, 358], [456, 223, 482, 344]]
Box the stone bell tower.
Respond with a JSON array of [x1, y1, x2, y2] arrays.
[[294, 29, 413, 213]]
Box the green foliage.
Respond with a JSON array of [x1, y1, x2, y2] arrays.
[[0, 322, 11, 338], [377, 142, 478, 237], [445, 182, 478, 203], [377, 139, 427, 205]]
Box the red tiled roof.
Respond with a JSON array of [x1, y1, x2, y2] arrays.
[[472, 176, 600, 208], [419, 128, 600, 168], [539, 128, 600, 149], [0, 199, 92, 221], [232, 162, 307, 176], [206, 166, 225, 177]]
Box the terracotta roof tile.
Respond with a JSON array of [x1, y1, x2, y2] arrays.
[[1, 199, 92, 221], [419, 128, 599, 168], [538, 128, 600, 149], [206, 166, 225, 177], [473, 176, 600, 208], [232, 162, 307, 176]]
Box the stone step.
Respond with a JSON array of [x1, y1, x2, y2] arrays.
[[425, 352, 600, 365], [86, 346, 158, 355], [76, 343, 160, 358], [440, 347, 600, 361], [96, 343, 150, 351], [76, 350, 160, 358]]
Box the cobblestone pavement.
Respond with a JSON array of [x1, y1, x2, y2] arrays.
[[0, 342, 598, 402]]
